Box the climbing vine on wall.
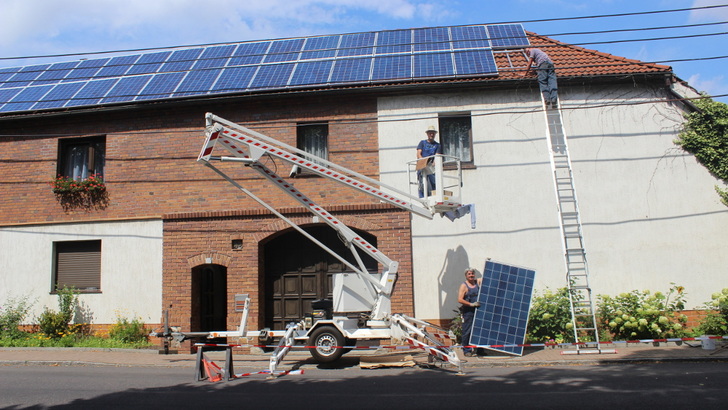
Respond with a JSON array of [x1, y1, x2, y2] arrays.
[[675, 95, 728, 206]]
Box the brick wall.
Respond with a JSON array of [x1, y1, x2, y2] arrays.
[[0, 93, 380, 225], [162, 204, 413, 348]]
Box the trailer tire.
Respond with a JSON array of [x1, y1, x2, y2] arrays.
[[308, 326, 345, 363]]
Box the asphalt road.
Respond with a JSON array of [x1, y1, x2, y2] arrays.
[[0, 361, 725, 409]]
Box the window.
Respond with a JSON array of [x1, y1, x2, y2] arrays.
[[438, 114, 473, 164], [58, 136, 105, 180], [53, 240, 101, 292], [297, 122, 328, 165]]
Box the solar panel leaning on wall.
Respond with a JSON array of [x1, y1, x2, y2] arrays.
[[0, 24, 529, 113]]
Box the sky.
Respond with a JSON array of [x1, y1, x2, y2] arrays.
[[1, 0, 727, 102]]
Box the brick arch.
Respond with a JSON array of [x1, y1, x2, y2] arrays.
[[186, 252, 233, 269]]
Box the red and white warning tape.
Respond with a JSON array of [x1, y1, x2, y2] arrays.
[[194, 335, 726, 351]]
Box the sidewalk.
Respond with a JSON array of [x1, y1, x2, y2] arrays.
[[1, 341, 726, 371]]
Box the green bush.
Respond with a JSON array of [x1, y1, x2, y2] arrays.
[[38, 286, 78, 339], [526, 287, 574, 344], [597, 284, 688, 340], [696, 288, 728, 336], [108, 317, 148, 343], [0, 296, 33, 339]]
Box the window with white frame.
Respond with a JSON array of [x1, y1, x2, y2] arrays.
[[438, 114, 473, 164]]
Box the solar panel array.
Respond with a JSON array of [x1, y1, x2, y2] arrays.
[[0, 24, 528, 114], [470, 260, 536, 356]]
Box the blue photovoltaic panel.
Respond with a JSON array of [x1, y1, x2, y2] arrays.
[[470, 260, 536, 356], [249, 63, 295, 89], [127, 51, 171, 75], [96, 55, 139, 78], [414, 27, 450, 52], [376, 30, 411, 54], [264, 39, 304, 63], [414, 53, 454, 78], [0, 85, 52, 112], [338, 32, 375, 57], [212, 66, 257, 92], [229, 42, 270, 66], [300, 35, 339, 60], [451, 26, 490, 49], [102, 75, 152, 103], [372, 55, 411, 81], [4, 65, 49, 88], [136, 72, 185, 100], [34, 82, 85, 109], [160, 48, 203, 73], [193, 45, 236, 69], [63, 58, 110, 82], [330, 57, 372, 83], [32, 61, 79, 85], [0, 88, 22, 108], [65, 79, 118, 107], [174, 68, 222, 96], [0, 67, 20, 83], [454, 50, 497, 75], [289, 60, 333, 86], [487, 24, 529, 48]]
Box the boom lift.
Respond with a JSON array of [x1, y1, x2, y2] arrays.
[[171, 113, 468, 374]]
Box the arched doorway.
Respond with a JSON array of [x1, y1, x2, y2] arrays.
[[190, 264, 227, 332], [263, 225, 378, 330]]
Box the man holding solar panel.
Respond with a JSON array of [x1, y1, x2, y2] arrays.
[[458, 268, 482, 357]]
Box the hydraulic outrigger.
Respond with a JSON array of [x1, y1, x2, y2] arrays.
[[158, 113, 470, 375]]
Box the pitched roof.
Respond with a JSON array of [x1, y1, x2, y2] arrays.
[[0, 25, 673, 116]]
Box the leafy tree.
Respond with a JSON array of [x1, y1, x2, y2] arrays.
[[675, 96, 728, 206]]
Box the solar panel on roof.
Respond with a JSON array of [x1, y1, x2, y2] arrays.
[[194, 45, 236, 69], [32, 61, 79, 86], [136, 72, 185, 100], [160, 48, 203, 73], [487, 24, 529, 48], [0, 88, 22, 109], [372, 55, 411, 80], [212, 66, 257, 92], [414, 52, 454, 78], [338, 32, 375, 57], [174, 68, 222, 97], [249, 63, 295, 89], [0, 85, 52, 112], [0, 24, 527, 113], [63, 58, 109, 82], [103, 75, 152, 103], [454, 50, 497, 75], [469, 260, 535, 356], [34, 82, 85, 109], [127, 51, 171, 75], [376, 30, 411, 54], [330, 57, 372, 83], [451, 26, 490, 49], [300, 35, 339, 60], [65, 78, 118, 107], [264, 39, 304, 63], [289, 60, 333, 86], [230, 42, 270, 66], [414, 27, 450, 52]]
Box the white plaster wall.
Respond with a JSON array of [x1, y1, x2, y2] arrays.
[[379, 84, 728, 321], [0, 219, 163, 325]]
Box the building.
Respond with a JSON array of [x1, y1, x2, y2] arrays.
[[1, 25, 725, 340]]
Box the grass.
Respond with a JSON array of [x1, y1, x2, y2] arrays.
[[0, 332, 154, 349]]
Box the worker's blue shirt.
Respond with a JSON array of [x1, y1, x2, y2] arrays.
[[417, 139, 441, 158]]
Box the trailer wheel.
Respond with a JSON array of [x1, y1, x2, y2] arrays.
[[308, 326, 345, 363]]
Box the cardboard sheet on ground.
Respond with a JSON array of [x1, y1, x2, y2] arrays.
[[359, 353, 416, 369]]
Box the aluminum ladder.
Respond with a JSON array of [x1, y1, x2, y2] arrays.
[[541, 96, 604, 354]]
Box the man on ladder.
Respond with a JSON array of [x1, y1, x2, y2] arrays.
[[524, 47, 559, 109]]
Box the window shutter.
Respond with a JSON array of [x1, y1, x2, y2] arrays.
[[55, 241, 101, 291]]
